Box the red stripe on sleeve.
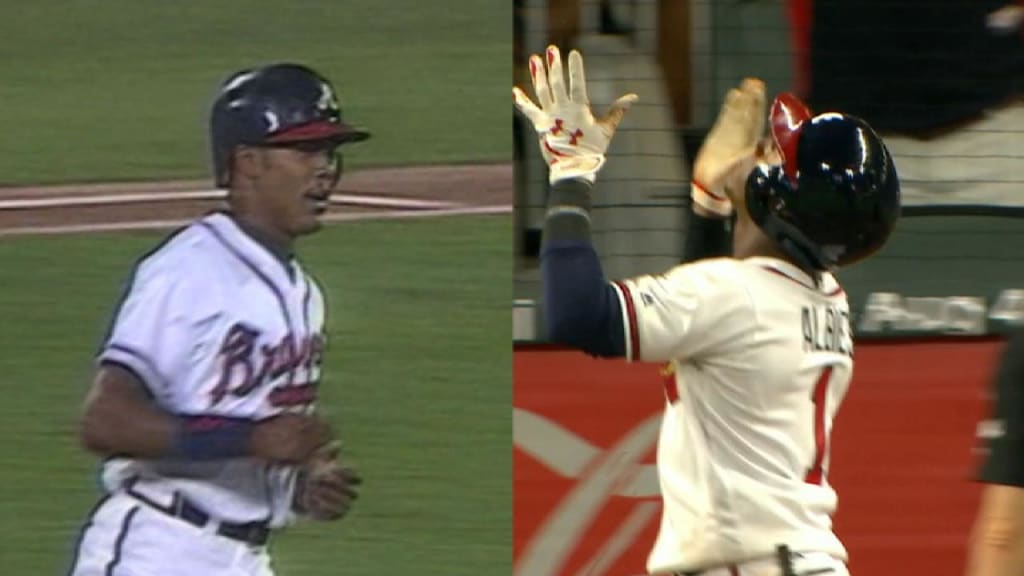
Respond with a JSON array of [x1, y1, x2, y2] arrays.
[[613, 281, 641, 360]]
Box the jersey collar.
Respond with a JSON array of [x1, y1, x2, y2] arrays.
[[745, 256, 843, 296], [201, 212, 300, 283]]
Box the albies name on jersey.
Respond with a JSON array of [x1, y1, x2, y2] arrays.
[[803, 304, 853, 357]]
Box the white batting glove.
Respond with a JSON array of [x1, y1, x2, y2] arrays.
[[514, 45, 638, 184], [691, 78, 767, 216]]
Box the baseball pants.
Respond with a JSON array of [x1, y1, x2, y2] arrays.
[[66, 491, 274, 576]]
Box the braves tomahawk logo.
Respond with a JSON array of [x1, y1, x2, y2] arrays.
[[514, 408, 663, 576]]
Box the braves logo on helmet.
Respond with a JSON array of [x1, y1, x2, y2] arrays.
[[315, 82, 339, 113]]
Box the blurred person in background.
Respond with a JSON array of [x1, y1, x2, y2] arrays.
[[798, 0, 1024, 206], [967, 326, 1024, 576]]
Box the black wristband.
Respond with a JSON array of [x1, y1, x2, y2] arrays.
[[544, 179, 594, 244]]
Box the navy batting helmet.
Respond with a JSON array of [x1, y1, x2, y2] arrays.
[[209, 63, 370, 188], [745, 93, 900, 271]]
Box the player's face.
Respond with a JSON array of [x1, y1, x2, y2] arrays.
[[253, 143, 341, 237]]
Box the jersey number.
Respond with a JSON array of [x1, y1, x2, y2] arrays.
[[804, 366, 833, 485]]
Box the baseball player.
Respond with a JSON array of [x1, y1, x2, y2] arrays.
[[66, 63, 368, 576], [513, 46, 901, 576], [967, 326, 1024, 576]]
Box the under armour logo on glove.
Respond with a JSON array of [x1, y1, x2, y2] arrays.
[[550, 119, 583, 145], [514, 45, 638, 184], [542, 119, 585, 162]]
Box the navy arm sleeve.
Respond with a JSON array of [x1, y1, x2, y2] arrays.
[[979, 327, 1024, 485], [541, 179, 626, 358]]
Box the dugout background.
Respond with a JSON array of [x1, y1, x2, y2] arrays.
[[513, 0, 1024, 340]]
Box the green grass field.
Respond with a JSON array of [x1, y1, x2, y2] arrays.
[[0, 215, 511, 574], [0, 0, 510, 184]]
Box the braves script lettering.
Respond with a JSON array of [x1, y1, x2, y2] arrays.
[[210, 322, 324, 406]]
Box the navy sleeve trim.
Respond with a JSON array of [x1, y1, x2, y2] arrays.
[[611, 281, 640, 360], [99, 344, 169, 397]]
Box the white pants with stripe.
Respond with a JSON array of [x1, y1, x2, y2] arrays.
[[67, 492, 274, 576]]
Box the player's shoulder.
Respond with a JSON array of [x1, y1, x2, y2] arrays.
[[130, 217, 227, 289], [649, 258, 753, 304], [740, 256, 848, 302], [664, 257, 750, 285]]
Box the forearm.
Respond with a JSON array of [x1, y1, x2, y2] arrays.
[[80, 363, 254, 460], [82, 402, 254, 461], [80, 384, 177, 457], [967, 486, 1024, 576], [967, 530, 1024, 576], [541, 179, 626, 357]]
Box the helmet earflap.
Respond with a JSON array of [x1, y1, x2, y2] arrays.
[[746, 163, 834, 271]]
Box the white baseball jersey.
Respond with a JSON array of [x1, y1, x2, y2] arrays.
[[611, 256, 853, 574], [97, 212, 326, 528]]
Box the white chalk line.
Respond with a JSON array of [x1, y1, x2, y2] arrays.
[[0, 190, 457, 210], [0, 204, 512, 237]]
